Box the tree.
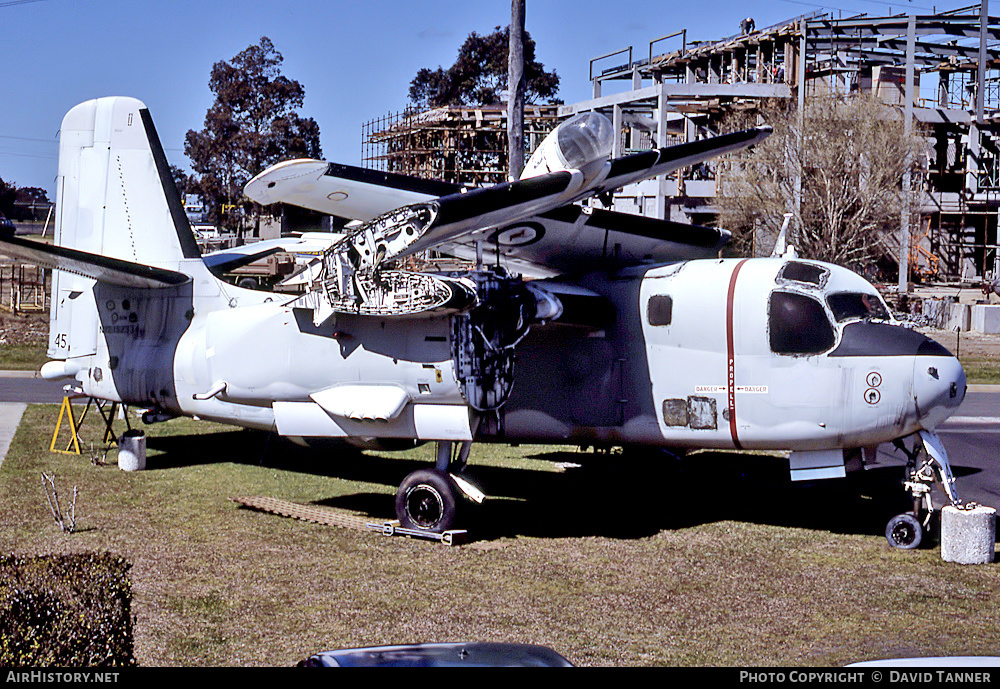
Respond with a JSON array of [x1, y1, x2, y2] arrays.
[[185, 37, 321, 234], [13, 185, 51, 222], [0, 179, 49, 221], [170, 166, 192, 200], [408, 25, 560, 109], [715, 95, 926, 273], [14, 186, 49, 205], [0, 178, 17, 219]]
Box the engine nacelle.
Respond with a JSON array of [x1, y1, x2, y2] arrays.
[[521, 112, 615, 180]]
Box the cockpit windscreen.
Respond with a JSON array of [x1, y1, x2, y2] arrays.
[[827, 292, 891, 323]]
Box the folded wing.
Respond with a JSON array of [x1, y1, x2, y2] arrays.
[[436, 206, 730, 278], [244, 160, 459, 221], [244, 120, 771, 275]]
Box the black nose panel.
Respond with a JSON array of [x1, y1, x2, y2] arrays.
[[829, 322, 953, 358]]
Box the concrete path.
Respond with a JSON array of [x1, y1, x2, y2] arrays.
[[0, 403, 27, 469]]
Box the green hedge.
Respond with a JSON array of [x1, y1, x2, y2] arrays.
[[0, 553, 136, 666]]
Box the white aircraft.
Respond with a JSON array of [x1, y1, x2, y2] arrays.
[[1, 97, 966, 548]]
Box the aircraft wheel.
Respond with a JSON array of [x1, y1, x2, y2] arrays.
[[395, 469, 458, 533], [885, 512, 923, 550]]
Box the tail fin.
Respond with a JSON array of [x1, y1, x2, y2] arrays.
[[55, 97, 199, 262], [50, 97, 199, 359]]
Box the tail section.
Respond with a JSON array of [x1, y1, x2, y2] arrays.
[[50, 97, 199, 359]]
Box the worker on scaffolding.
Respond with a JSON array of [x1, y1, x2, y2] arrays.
[[741, 17, 755, 34]]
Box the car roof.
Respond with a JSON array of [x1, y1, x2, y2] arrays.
[[298, 642, 573, 667]]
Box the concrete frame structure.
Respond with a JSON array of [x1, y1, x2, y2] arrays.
[[565, 4, 1000, 283]]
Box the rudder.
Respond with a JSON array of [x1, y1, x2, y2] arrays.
[[49, 97, 199, 359]]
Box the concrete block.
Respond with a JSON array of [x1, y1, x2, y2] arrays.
[[946, 302, 971, 332], [117, 429, 146, 471], [941, 504, 996, 565], [922, 299, 950, 329], [972, 304, 1000, 334]]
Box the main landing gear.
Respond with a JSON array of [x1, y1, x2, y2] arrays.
[[887, 430, 961, 549], [394, 440, 484, 534]]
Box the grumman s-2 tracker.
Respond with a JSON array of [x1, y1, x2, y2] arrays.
[[1, 97, 967, 548]]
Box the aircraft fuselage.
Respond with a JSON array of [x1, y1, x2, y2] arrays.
[[71, 256, 964, 465]]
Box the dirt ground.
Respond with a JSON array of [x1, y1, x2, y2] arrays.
[[922, 326, 1000, 358], [0, 310, 47, 347]]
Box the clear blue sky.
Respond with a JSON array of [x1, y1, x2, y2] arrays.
[[0, 0, 970, 198]]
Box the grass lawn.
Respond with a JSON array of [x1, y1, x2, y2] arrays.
[[1, 404, 998, 667], [0, 343, 49, 371]]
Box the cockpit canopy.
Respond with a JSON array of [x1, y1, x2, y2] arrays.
[[769, 261, 892, 356], [769, 291, 835, 355]]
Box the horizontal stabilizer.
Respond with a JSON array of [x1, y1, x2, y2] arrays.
[[0, 235, 189, 289], [201, 245, 285, 274]]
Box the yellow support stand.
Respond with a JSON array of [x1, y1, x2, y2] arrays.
[[50, 397, 82, 455], [49, 397, 127, 455]]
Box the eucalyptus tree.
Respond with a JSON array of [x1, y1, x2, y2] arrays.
[[408, 25, 560, 109], [185, 37, 321, 234]]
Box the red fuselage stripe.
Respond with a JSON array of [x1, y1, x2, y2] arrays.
[[726, 259, 749, 450]]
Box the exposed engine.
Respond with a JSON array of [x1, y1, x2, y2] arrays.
[[451, 269, 538, 411], [285, 202, 570, 412], [287, 201, 475, 323]]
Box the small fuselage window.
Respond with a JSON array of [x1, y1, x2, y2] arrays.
[[647, 295, 673, 326], [827, 292, 890, 322], [769, 291, 836, 355]]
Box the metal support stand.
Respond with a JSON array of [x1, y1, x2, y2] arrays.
[[50, 396, 129, 455], [50, 397, 81, 455]]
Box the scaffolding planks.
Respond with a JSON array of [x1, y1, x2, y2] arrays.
[[362, 105, 560, 187]]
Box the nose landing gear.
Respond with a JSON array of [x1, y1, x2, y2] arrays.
[[885, 512, 924, 549], [887, 430, 961, 549]]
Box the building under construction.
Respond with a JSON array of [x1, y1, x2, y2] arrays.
[[362, 105, 560, 186], [363, 4, 1000, 284], [564, 4, 1000, 284]]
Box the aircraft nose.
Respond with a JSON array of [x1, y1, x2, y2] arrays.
[[913, 348, 966, 430], [829, 322, 966, 430]]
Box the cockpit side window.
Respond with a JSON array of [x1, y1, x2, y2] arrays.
[[769, 291, 836, 355], [827, 292, 891, 322]]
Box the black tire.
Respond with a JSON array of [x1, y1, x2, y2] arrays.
[[885, 512, 923, 549], [395, 469, 458, 533], [237, 276, 260, 290]]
